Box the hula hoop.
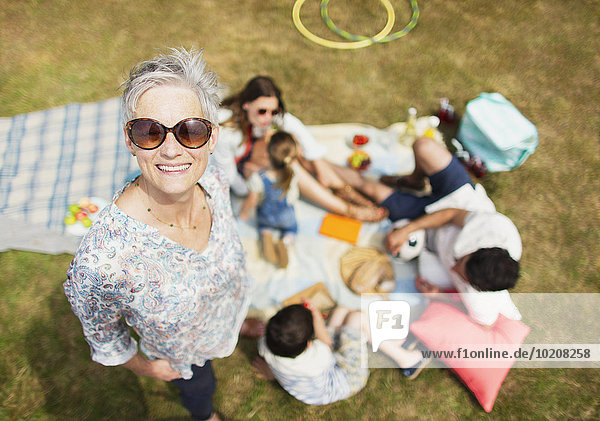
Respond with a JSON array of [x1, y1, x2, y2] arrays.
[[292, 0, 396, 50], [321, 0, 419, 43], [292, 0, 419, 49]]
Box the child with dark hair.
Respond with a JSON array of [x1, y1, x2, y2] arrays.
[[255, 301, 428, 405], [240, 131, 298, 268], [465, 247, 520, 291]]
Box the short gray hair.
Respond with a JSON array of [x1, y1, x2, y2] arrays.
[[120, 47, 221, 125]]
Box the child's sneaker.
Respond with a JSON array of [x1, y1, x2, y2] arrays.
[[401, 333, 420, 351], [402, 355, 431, 380]]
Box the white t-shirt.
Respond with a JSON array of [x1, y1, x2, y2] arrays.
[[421, 184, 522, 325], [210, 109, 327, 196], [258, 337, 352, 405]]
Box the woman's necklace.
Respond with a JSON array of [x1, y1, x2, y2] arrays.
[[135, 178, 206, 230]]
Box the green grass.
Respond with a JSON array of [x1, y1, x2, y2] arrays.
[[1, 0, 599, 419]]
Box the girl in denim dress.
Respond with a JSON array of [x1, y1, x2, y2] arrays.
[[240, 131, 298, 268]]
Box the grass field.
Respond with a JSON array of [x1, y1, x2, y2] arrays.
[[1, 0, 599, 419]]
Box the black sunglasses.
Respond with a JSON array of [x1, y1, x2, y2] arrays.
[[257, 108, 280, 116], [126, 117, 213, 150]]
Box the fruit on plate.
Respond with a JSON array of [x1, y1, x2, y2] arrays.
[[348, 150, 371, 171], [352, 134, 370, 147], [64, 196, 108, 235]]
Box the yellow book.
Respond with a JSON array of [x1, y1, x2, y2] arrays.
[[318, 213, 362, 244]]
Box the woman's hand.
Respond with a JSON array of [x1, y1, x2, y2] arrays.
[[123, 353, 181, 381]]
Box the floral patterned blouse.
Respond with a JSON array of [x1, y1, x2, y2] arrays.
[[63, 165, 252, 380]]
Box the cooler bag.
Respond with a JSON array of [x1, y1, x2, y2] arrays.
[[457, 93, 538, 172]]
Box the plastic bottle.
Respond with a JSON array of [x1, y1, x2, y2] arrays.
[[403, 107, 418, 145], [451, 138, 487, 178], [437, 98, 456, 124]]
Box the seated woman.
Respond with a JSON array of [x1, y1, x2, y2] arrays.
[[211, 76, 387, 222]]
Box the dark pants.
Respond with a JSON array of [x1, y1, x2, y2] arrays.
[[171, 361, 216, 420], [381, 156, 474, 221]]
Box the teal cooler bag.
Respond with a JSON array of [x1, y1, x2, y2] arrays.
[[457, 93, 538, 172]]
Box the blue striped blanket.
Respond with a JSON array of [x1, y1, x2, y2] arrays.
[[0, 98, 138, 252]]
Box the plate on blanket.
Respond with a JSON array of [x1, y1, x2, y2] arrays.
[[64, 196, 109, 237], [346, 133, 371, 148]]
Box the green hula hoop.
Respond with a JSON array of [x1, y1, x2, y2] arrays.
[[321, 0, 419, 43], [292, 0, 396, 50], [292, 0, 419, 49]]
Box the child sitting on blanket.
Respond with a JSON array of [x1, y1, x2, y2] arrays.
[[240, 131, 298, 269], [254, 300, 429, 405]]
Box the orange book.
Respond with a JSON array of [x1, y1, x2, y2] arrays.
[[318, 213, 362, 244]]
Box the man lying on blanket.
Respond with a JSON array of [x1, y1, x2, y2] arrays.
[[333, 136, 522, 326]]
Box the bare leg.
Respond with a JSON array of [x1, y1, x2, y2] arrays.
[[327, 306, 351, 329], [409, 136, 452, 179], [329, 164, 395, 205], [381, 137, 453, 189], [294, 163, 348, 214], [293, 162, 388, 221], [352, 311, 423, 368]]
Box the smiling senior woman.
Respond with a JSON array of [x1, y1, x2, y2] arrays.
[[63, 48, 252, 421]]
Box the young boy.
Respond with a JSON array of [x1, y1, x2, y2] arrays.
[[255, 300, 428, 405]]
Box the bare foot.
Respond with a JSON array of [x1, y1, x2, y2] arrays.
[[332, 185, 374, 207], [252, 356, 275, 380], [346, 204, 389, 222]]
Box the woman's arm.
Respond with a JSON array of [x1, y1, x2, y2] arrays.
[[281, 113, 327, 161]]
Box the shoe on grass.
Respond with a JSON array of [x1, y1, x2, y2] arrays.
[[401, 333, 420, 351], [402, 355, 431, 380]]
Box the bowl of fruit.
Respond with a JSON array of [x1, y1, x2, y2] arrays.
[[348, 150, 371, 171], [64, 197, 108, 236], [347, 134, 370, 148]]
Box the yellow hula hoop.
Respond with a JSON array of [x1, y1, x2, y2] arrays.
[[292, 0, 396, 50]]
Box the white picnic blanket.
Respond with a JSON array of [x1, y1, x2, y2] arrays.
[[0, 99, 437, 310]]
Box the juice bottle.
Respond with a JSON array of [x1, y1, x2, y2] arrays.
[[403, 107, 418, 145]]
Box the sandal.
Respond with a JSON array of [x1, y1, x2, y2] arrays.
[[332, 185, 374, 207], [379, 175, 426, 191], [345, 204, 389, 223], [239, 318, 265, 339]]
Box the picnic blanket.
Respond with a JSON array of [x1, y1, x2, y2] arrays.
[[0, 99, 437, 310]]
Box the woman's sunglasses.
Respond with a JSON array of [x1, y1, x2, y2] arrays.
[[126, 117, 213, 150], [257, 108, 280, 116]]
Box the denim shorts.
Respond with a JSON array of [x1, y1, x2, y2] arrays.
[[381, 156, 473, 221]]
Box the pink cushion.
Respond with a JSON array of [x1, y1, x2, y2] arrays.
[[410, 302, 530, 412]]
